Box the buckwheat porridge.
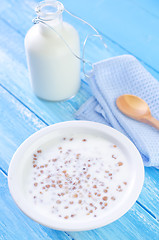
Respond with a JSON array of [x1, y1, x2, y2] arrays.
[[26, 133, 129, 220]]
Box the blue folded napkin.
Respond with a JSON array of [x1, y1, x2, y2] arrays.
[[76, 55, 159, 168]]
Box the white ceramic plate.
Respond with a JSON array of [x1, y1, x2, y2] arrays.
[[8, 121, 144, 231]]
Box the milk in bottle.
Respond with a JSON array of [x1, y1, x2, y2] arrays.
[[25, 1, 80, 101]]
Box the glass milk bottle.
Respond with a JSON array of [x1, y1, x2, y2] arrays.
[[25, 1, 80, 101]]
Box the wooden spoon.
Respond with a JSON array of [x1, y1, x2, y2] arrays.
[[116, 94, 159, 130]]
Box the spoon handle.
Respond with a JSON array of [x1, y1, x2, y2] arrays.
[[141, 115, 159, 130]]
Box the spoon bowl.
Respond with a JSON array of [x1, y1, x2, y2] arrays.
[[116, 94, 159, 130]]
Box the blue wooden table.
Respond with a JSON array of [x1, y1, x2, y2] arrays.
[[0, 0, 159, 239]]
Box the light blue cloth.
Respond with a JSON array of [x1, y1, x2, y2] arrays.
[[76, 55, 159, 168]]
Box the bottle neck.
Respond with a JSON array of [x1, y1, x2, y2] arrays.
[[35, 1, 64, 28]]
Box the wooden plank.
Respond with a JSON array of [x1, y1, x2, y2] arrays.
[[130, 0, 159, 18], [138, 167, 159, 219], [0, 86, 46, 173], [0, 170, 72, 240], [61, 0, 159, 73]]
